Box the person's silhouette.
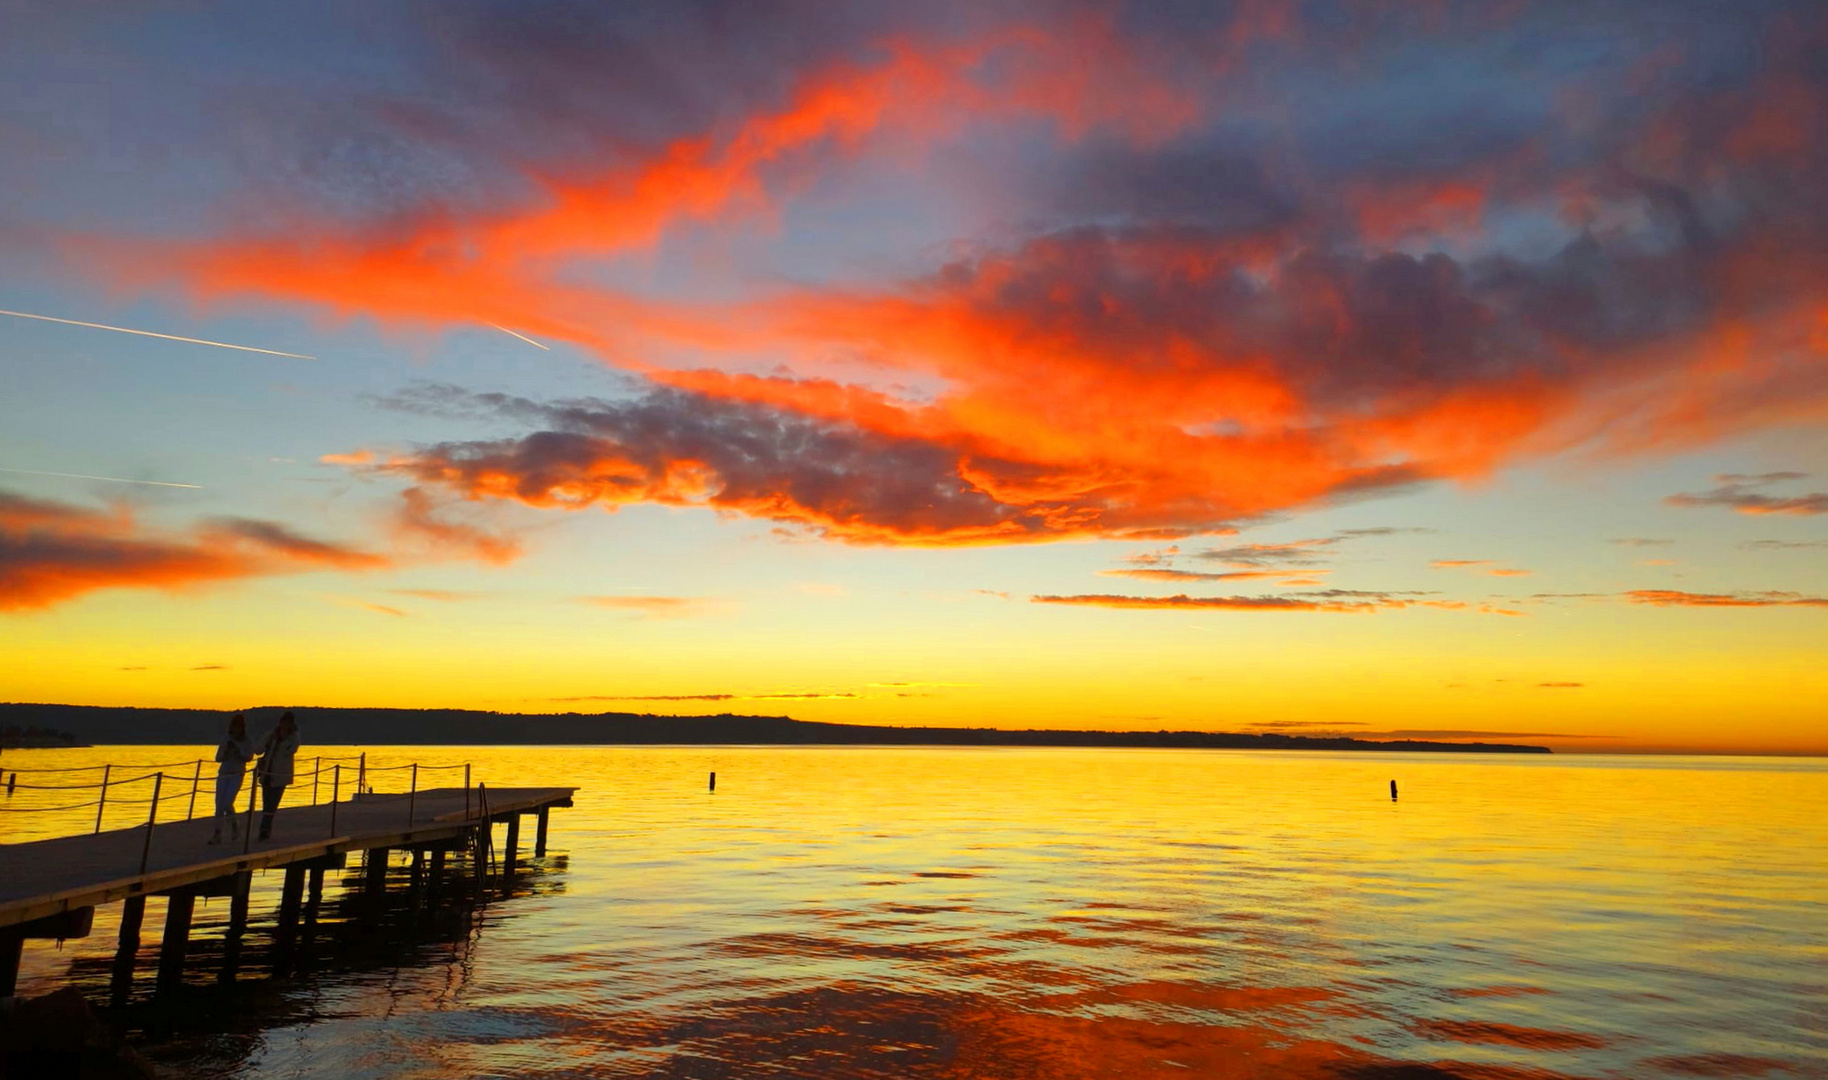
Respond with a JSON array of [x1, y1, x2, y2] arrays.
[[255, 711, 301, 840]]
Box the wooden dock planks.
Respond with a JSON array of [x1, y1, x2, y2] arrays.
[[0, 786, 575, 929]]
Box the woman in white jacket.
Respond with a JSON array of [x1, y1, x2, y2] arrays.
[[207, 714, 253, 845], [255, 711, 300, 841]]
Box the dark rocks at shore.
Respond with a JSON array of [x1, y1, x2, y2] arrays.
[[0, 988, 156, 1079]]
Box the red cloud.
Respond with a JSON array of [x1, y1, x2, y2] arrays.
[[66, 14, 1828, 547], [0, 490, 389, 612]]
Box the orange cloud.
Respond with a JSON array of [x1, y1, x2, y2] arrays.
[[70, 15, 1828, 549], [0, 489, 388, 612], [580, 595, 727, 618], [1623, 589, 1828, 608], [1432, 559, 1529, 576]]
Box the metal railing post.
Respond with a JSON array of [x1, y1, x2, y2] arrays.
[[357, 752, 366, 797], [464, 763, 472, 818], [138, 772, 163, 874], [312, 756, 322, 805], [242, 767, 259, 854], [407, 763, 418, 825], [93, 764, 112, 834], [329, 764, 341, 837], [187, 759, 203, 819]]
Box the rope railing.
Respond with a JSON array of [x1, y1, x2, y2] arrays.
[[4, 751, 484, 849]]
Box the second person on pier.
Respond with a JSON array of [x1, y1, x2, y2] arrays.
[[255, 711, 301, 841], [207, 714, 252, 845]]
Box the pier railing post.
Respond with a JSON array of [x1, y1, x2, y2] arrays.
[[93, 764, 111, 834], [357, 752, 366, 798], [187, 759, 202, 819], [138, 772, 163, 874], [407, 763, 418, 825], [312, 756, 322, 804], [464, 763, 472, 818], [242, 768, 259, 854], [329, 764, 341, 837]]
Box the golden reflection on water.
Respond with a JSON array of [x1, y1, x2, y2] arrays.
[[5, 745, 1826, 1078]]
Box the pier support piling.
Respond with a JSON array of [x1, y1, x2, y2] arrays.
[[503, 815, 521, 889], [272, 867, 306, 978], [364, 848, 390, 897], [110, 894, 147, 1005], [219, 871, 252, 984], [535, 806, 550, 857], [0, 929, 21, 999], [157, 892, 195, 994]]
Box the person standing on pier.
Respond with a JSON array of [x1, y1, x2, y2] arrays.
[[254, 711, 300, 841], [207, 714, 253, 845]]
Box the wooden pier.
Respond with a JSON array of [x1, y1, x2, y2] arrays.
[[0, 782, 574, 1000]]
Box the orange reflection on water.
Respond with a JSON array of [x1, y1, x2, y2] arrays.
[[5, 745, 1825, 1078]]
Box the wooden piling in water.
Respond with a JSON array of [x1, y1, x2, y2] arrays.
[[110, 894, 146, 1005], [219, 871, 252, 984], [0, 928, 21, 999], [504, 815, 521, 880], [272, 867, 305, 977], [535, 806, 550, 856], [157, 891, 194, 994], [364, 848, 389, 897]]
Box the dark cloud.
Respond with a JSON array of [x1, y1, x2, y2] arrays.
[[371, 386, 1172, 545], [551, 690, 858, 702], [1665, 473, 1827, 516], [1366, 730, 1621, 740], [1741, 539, 1828, 550], [190, 664, 228, 671]]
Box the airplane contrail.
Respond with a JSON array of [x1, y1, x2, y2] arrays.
[[0, 308, 316, 359], [488, 323, 551, 351], [0, 467, 202, 489]]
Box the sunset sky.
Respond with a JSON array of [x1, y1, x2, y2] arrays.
[[2, 1, 1825, 754]]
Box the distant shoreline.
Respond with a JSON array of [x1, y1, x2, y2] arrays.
[[0, 703, 1552, 754]]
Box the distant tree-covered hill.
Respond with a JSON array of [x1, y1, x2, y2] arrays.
[[0, 703, 1550, 753]]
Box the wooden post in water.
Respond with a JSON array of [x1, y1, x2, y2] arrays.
[[709, 771, 716, 792], [307, 867, 325, 917], [503, 814, 521, 886], [534, 805, 550, 857], [364, 848, 389, 897], [219, 870, 252, 983], [157, 891, 194, 994], [429, 848, 447, 897], [273, 866, 306, 978], [0, 929, 22, 999], [110, 894, 145, 1006]]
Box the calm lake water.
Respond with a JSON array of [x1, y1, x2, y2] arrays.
[[5, 745, 1826, 1078]]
